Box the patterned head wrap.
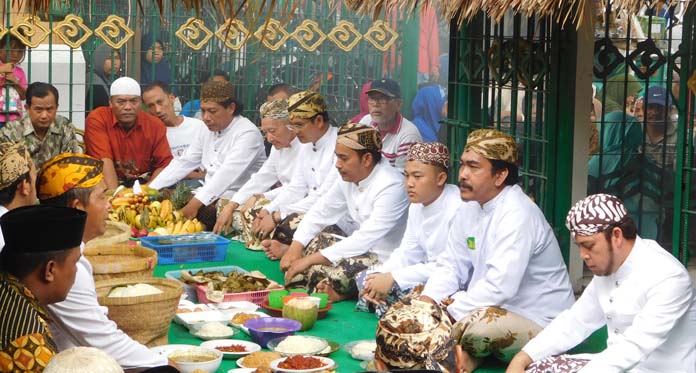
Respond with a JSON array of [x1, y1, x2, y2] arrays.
[[0, 142, 32, 190], [376, 299, 454, 370], [200, 81, 235, 103], [37, 153, 104, 200], [287, 91, 327, 120], [566, 194, 629, 236], [408, 142, 450, 169], [464, 129, 518, 165], [337, 122, 382, 152], [259, 99, 289, 120]]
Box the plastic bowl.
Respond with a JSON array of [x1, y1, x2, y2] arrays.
[[267, 335, 329, 356], [244, 317, 301, 348], [167, 346, 223, 373]]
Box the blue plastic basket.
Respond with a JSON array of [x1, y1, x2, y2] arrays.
[[140, 233, 229, 264]]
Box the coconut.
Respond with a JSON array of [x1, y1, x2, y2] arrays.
[[282, 297, 318, 331]]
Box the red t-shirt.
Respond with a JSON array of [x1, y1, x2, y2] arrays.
[[85, 106, 172, 181]]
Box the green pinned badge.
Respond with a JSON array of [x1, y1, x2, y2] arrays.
[[467, 237, 476, 250]]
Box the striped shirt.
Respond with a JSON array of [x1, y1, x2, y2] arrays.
[[0, 272, 57, 372], [359, 113, 422, 170]]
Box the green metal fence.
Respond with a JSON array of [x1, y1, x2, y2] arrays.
[[445, 11, 578, 261]]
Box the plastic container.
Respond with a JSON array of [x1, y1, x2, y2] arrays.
[[244, 317, 301, 348], [165, 265, 248, 302], [140, 233, 229, 265], [195, 284, 270, 306]]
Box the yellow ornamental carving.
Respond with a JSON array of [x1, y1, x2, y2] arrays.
[[215, 19, 249, 51], [363, 20, 399, 52], [176, 18, 214, 51], [0, 25, 7, 41], [10, 16, 49, 48], [254, 18, 290, 51], [292, 20, 327, 52], [94, 15, 134, 49], [53, 15, 93, 49], [327, 20, 362, 52]]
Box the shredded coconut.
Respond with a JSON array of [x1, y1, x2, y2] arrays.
[[275, 336, 326, 354], [196, 322, 234, 337], [108, 284, 163, 298]]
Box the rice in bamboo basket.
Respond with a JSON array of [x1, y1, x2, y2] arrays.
[[84, 245, 158, 282], [95, 278, 183, 347], [85, 221, 131, 249]]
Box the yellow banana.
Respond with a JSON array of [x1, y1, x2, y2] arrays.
[[172, 210, 182, 223], [194, 220, 203, 232], [166, 222, 175, 234], [182, 220, 193, 234], [160, 200, 173, 220], [172, 221, 183, 235], [134, 214, 142, 229]]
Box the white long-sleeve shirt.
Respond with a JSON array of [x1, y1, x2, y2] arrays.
[[421, 184, 575, 327], [264, 127, 338, 218], [0, 206, 7, 252], [149, 115, 266, 205], [230, 136, 304, 205], [293, 159, 409, 264], [523, 237, 696, 373], [48, 244, 167, 369], [371, 184, 462, 289]]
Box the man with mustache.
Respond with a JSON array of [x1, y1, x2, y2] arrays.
[[419, 129, 574, 372]]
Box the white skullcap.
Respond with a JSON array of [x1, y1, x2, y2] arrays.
[[44, 347, 123, 373], [110, 77, 141, 97]]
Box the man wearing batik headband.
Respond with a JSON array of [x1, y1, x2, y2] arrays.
[[150, 80, 266, 229], [0, 142, 37, 252], [419, 128, 574, 372], [213, 99, 305, 250], [355, 142, 462, 317], [37, 153, 170, 370], [281, 122, 409, 302], [508, 194, 696, 373], [251, 91, 351, 260]]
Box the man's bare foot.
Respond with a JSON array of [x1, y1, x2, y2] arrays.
[[315, 279, 348, 303], [455, 345, 482, 373], [262, 240, 288, 260]]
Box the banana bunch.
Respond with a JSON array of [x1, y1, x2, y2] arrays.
[[107, 198, 205, 234], [164, 218, 204, 235]]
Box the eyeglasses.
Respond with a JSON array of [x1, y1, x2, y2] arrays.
[[367, 96, 394, 105]]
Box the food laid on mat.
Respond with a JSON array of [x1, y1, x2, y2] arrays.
[[343, 340, 378, 361], [267, 336, 329, 356], [236, 351, 282, 369], [282, 297, 319, 331], [231, 312, 262, 325], [200, 340, 262, 359], [190, 321, 235, 340], [108, 283, 163, 298], [166, 346, 222, 373], [177, 268, 282, 304], [270, 355, 335, 372]]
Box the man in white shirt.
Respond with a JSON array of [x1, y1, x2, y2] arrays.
[[420, 129, 575, 372], [251, 91, 347, 259], [358, 78, 422, 169], [38, 153, 170, 370], [357, 142, 461, 317], [149, 80, 266, 229], [507, 194, 696, 373], [213, 98, 304, 249], [282, 123, 409, 302], [0, 142, 37, 251]]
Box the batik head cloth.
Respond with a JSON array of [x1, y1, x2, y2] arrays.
[[287, 91, 327, 120], [376, 298, 454, 370], [464, 129, 518, 165], [259, 99, 289, 120], [337, 122, 382, 152], [565, 194, 628, 236], [0, 142, 32, 190], [200, 81, 235, 103], [38, 153, 104, 200], [408, 142, 450, 169]]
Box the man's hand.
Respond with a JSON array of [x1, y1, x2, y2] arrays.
[[284, 252, 330, 284], [505, 351, 533, 373], [213, 202, 239, 234], [181, 198, 203, 220], [280, 241, 304, 272], [253, 211, 277, 237], [240, 194, 262, 214], [364, 272, 395, 300], [419, 295, 438, 305]]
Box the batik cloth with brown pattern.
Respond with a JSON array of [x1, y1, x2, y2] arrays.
[[565, 193, 628, 236], [451, 306, 542, 362], [239, 198, 271, 251], [259, 99, 289, 120], [0, 142, 31, 190], [376, 298, 456, 371], [407, 142, 450, 169], [0, 272, 57, 372], [464, 129, 518, 165], [200, 81, 235, 103], [285, 231, 375, 296], [525, 354, 591, 373], [287, 91, 327, 120], [337, 122, 382, 152]]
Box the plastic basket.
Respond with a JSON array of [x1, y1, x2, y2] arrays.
[[195, 284, 270, 306], [140, 233, 229, 264], [165, 265, 248, 302]]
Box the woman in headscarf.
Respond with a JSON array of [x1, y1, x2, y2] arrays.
[[597, 72, 642, 114], [140, 34, 171, 88], [85, 44, 121, 115], [411, 84, 445, 142]]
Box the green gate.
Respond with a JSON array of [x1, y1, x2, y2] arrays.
[[445, 11, 578, 261]]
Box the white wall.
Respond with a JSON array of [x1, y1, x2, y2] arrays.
[[21, 44, 86, 130]]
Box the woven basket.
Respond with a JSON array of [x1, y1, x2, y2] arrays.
[[85, 221, 132, 249], [84, 245, 158, 282], [95, 278, 183, 347]]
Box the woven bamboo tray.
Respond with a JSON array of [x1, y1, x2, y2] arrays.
[[85, 221, 132, 249], [95, 278, 183, 347], [84, 245, 158, 282]]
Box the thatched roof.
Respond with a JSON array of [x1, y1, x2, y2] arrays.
[[21, 0, 691, 29]]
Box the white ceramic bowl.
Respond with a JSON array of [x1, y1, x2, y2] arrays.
[[342, 340, 377, 361], [167, 346, 223, 373]]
